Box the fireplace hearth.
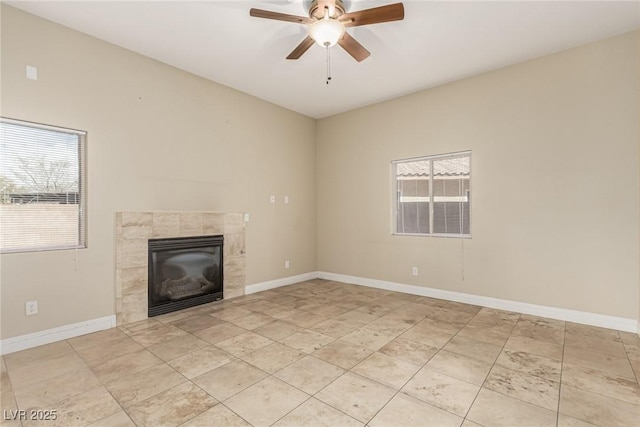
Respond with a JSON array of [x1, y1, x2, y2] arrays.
[[148, 235, 223, 317]]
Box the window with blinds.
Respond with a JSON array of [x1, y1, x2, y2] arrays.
[[393, 151, 470, 237], [0, 118, 87, 253]]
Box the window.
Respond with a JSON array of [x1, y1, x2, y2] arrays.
[[0, 118, 87, 253], [393, 151, 470, 237]]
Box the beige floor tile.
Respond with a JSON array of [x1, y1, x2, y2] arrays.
[[0, 416, 22, 427], [363, 317, 415, 337], [273, 397, 363, 427], [356, 303, 401, 317], [92, 349, 162, 385], [13, 367, 101, 411], [512, 316, 565, 345], [369, 392, 463, 427], [23, 386, 121, 427], [180, 404, 251, 427], [275, 355, 345, 394], [427, 350, 492, 386], [418, 316, 467, 335], [302, 302, 351, 317], [561, 362, 640, 405], [105, 363, 186, 408], [210, 306, 254, 322], [484, 365, 560, 410], [240, 342, 305, 373], [214, 332, 274, 357], [399, 324, 453, 349], [504, 335, 563, 360], [341, 328, 396, 351], [68, 328, 130, 351], [193, 360, 268, 401], [129, 324, 190, 347], [401, 367, 479, 417], [3, 341, 73, 369], [461, 420, 483, 427], [422, 307, 472, 325], [253, 320, 301, 340], [170, 314, 225, 332], [312, 339, 373, 369], [443, 335, 502, 364], [315, 372, 395, 423], [557, 413, 598, 427], [1, 358, 17, 413], [169, 346, 234, 379], [336, 309, 380, 325], [260, 304, 301, 320], [283, 311, 329, 328], [229, 312, 276, 330], [126, 382, 217, 427], [87, 411, 136, 427], [495, 349, 562, 382], [563, 345, 635, 379], [565, 323, 622, 343], [194, 322, 247, 344], [278, 329, 335, 354], [381, 308, 428, 325], [467, 388, 556, 427], [379, 337, 438, 366], [146, 332, 209, 362], [560, 384, 640, 427], [473, 307, 521, 323], [7, 351, 87, 389], [120, 319, 164, 333], [75, 336, 144, 367], [310, 318, 362, 338], [565, 335, 628, 359], [224, 377, 309, 427], [352, 352, 421, 389], [456, 323, 513, 346]]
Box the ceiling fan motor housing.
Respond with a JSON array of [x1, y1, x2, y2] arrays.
[[309, 0, 346, 19]]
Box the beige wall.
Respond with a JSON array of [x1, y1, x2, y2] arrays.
[[317, 31, 640, 320], [0, 6, 317, 339]]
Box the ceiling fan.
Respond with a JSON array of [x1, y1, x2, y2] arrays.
[[249, 0, 405, 62]]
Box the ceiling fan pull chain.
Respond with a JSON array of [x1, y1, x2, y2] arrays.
[[326, 45, 332, 84]]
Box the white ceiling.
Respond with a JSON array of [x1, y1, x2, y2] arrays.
[[6, 0, 640, 118]]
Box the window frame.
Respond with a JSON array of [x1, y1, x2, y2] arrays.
[[392, 151, 471, 238], [0, 117, 87, 254]]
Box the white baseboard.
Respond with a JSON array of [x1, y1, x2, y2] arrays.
[[317, 271, 638, 334], [0, 315, 116, 355], [245, 272, 320, 295]]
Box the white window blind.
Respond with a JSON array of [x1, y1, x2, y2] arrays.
[[393, 151, 471, 237], [0, 118, 87, 253]]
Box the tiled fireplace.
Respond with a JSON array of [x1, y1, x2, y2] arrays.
[[115, 212, 246, 325]]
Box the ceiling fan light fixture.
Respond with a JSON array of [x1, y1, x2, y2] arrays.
[[309, 18, 345, 47]]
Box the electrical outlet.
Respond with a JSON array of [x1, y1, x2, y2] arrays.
[[25, 300, 38, 315], [284, 195, 289, 204], [244, 213, 250, 222], [412, 267, 418, 276], [270, 195, 276, 204], [285, 260, 290, 269]]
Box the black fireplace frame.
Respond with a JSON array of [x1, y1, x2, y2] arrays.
[[147, 235, 224, 317]]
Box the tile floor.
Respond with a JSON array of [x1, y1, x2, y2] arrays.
[[2, 279, 640, 427]]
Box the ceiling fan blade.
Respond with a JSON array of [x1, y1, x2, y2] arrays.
[[338, 32, 370, 62], [339, 3, 404, 27], [249, 8, 315, 24], [286, 36, 315, 60]]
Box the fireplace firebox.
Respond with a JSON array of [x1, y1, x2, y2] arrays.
[[148, 235, 223, 317]]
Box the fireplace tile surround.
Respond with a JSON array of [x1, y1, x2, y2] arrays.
[[115, 212, 246, 325]]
